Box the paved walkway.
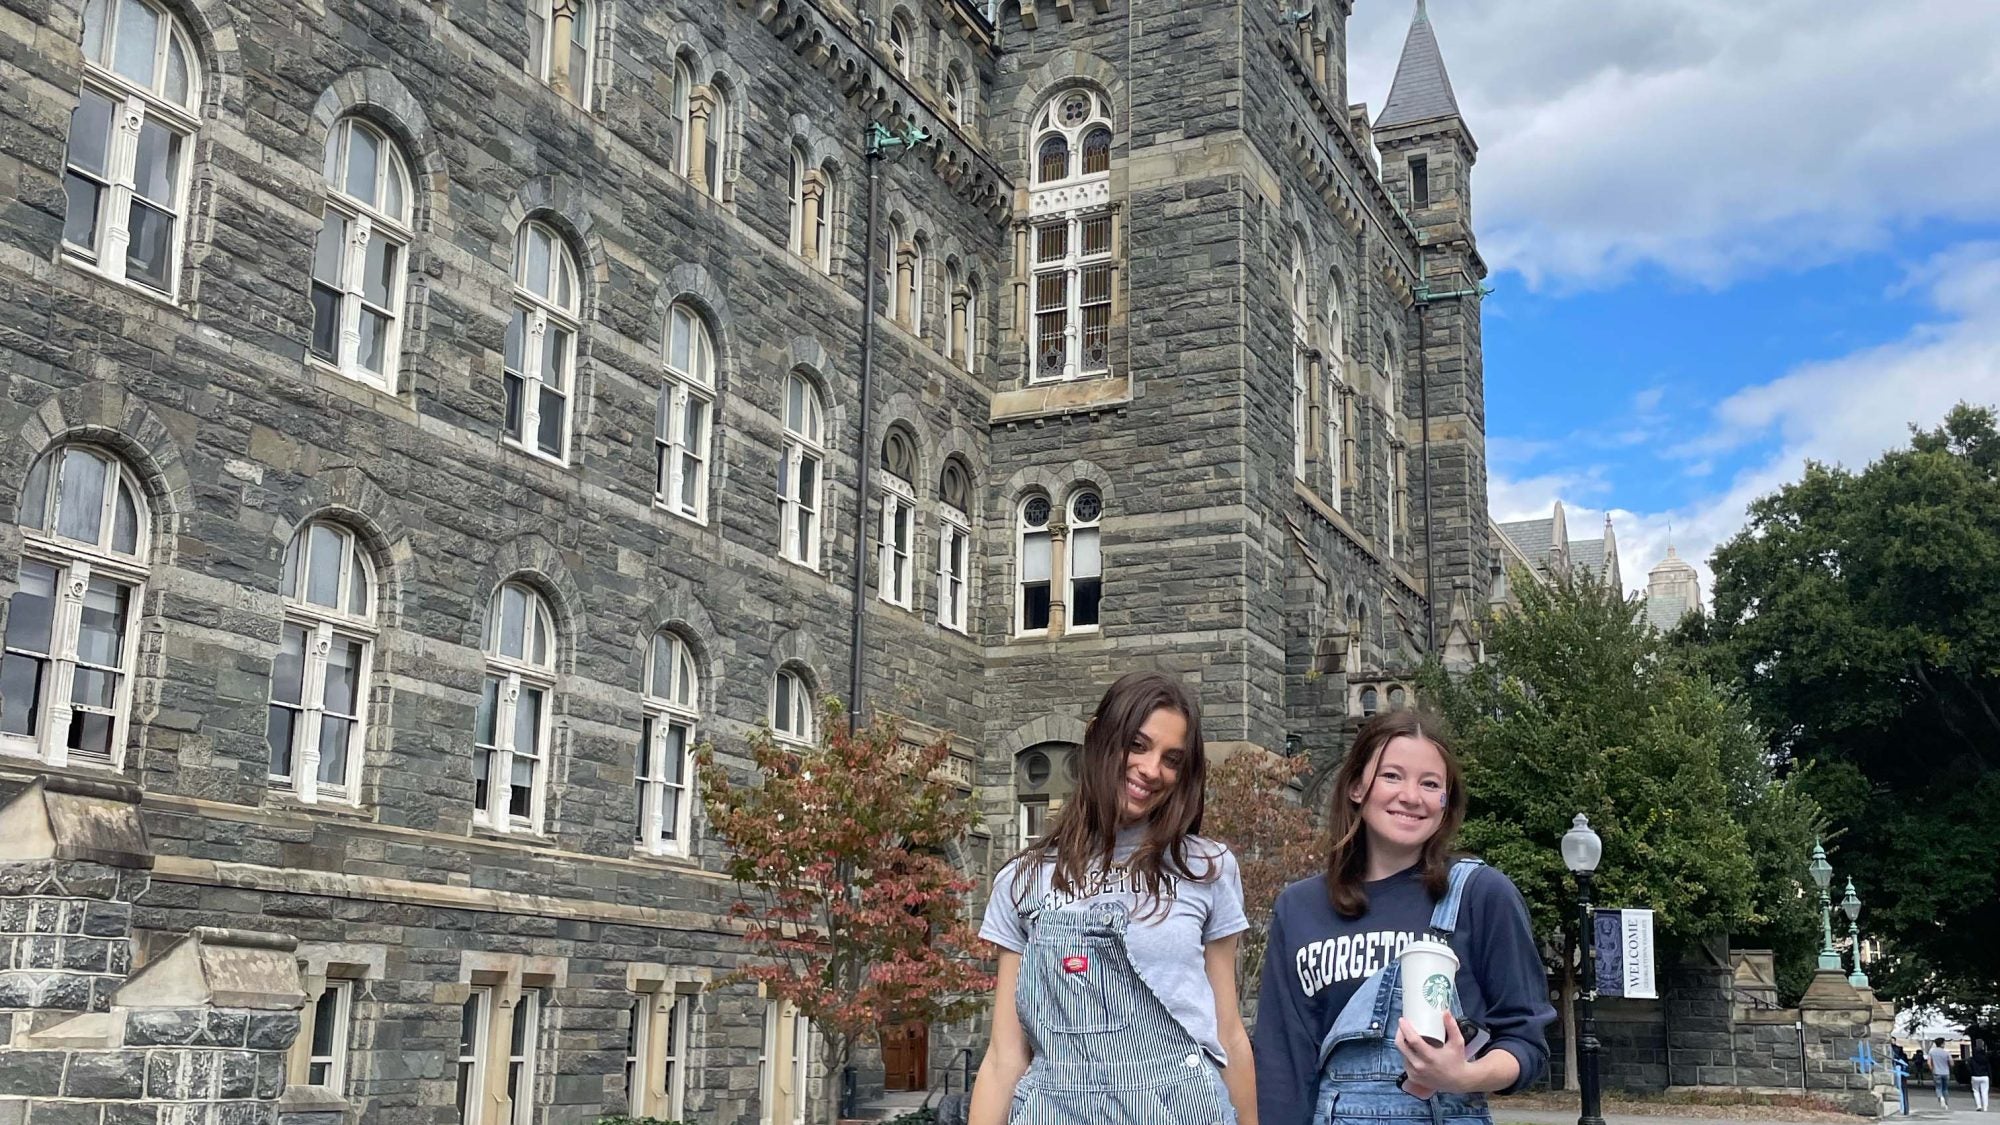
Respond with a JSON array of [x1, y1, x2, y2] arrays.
[[1496, 1106, 1992, 1125]]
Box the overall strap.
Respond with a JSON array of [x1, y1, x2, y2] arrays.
[[1426, 857, 1487, 938]]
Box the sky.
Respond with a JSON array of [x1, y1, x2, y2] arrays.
[[1345, 0, 2000, 597]]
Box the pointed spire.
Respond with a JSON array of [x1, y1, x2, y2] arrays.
[[1376, 0, 1464, 130]]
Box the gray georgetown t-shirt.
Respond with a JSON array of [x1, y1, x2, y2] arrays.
[[980, 829, 1249, 1063]]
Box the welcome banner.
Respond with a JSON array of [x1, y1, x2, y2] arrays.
[[1591, 908, 1658, 999]]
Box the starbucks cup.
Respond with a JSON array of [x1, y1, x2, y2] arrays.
[[1398, 938, 1461, 1047]]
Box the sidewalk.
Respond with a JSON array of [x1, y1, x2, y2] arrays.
[[1496, 1107, 1989, 1125]]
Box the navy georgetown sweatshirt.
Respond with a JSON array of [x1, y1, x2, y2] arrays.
[[1252, 863, 1555, 1125]]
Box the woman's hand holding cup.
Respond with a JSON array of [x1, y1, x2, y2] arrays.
[[1396, 1013, 1474, 1098]]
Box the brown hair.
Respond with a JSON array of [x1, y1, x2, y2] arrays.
[[1010, 671, 1215, 915], [1321, 708, 1466, 918]]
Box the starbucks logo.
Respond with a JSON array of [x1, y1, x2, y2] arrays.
[[1422, 973, 1455, 1010]]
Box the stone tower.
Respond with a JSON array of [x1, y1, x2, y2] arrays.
[[1645, 546, 1704, 629]]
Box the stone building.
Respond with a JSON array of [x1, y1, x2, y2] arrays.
[[0, 0, 1489, 1121], [1643, 545, 1703, 630], [1492, 499, 1622, 604]]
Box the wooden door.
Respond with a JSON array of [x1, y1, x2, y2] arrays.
[[881, 1020, 929, 1091]]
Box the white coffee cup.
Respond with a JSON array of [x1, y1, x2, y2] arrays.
[[1398, 938, 1461, 1047]]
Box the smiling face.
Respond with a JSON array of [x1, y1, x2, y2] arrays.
[[1118, 706, 1190, 827], [1349, 733, 1448, 861]]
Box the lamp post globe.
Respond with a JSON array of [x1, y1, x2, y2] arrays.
[[1809, 840, 1841, 972], [1841, 878, 1870, 989], [1563, 813, 1606, 1125]]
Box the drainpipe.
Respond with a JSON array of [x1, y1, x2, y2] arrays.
[[846, 122, 927, 728]]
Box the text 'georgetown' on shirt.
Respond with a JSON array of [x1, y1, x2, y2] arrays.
[[1296, 929, 1420, 998]]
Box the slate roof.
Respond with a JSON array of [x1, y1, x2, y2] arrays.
[[1568, 537, 1607, 578], [1376, 0, 1465, 130], [1495, 518, 1555, 568]]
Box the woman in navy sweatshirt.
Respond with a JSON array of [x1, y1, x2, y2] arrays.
[[1253, 710, 1554, 1125]]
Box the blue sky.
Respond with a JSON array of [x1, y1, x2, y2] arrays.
[[1347, 0, 2000, 594]]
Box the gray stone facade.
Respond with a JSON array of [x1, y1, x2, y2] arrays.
[[0, 0, 1487, 1122]]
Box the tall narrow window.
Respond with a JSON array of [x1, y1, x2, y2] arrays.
[[937, 458, 971, 633], [624, 998, 644, 1114], [771, 667, 813, 745], [883, 218, 908, 322], [672, 61, 695, 180], [637, 630, 698, 857], [475, 582, 556, 833], [810, 164, 834, 272], [778, 373, 826, 569], [963, 276, 980, 372], [3, 446, 148, 769], [1027, 90, 1114, 382], [505, 222, 581, 463], [943, 68, 968, 126], [657, 303, 715, 521], [886, 15, 912, 76], [1291, 252, 1311, 481], [703, 86, 729, 199], [456, 989, 489, 1125], [787, 148, 808, 256], [1409, 156, 1430, 209], [1015, 495, 1052, 635], [1067, 490, 1102, 631], [527, 0, 593, 105], [761, 1001, 811, 1125], [878, 428, 917, 610], [908, 235, 928, 337], [267, 520, 375, 803], [311, 119, 412, 390], [62, 0, 202, 294], [505, 991, 540, 1125], [302, 979, 354, 1093], [658, 993, 689, 1122], [1326, 276, 1345, 508]]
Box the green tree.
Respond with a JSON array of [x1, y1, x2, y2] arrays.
[[696, 704, 994, 1125], [1698, 404, 2000, 1020], [1421, 568, 1820, 1084]]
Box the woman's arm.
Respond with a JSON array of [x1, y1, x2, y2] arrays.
[[968, 951, 1031, 1125], [1205, 934, 1259, 1125]]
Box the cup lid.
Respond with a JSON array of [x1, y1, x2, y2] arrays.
[[1401, 938, 1460, 963]]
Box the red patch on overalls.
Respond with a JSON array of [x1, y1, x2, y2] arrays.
[[1061, 955, 1089, 974]]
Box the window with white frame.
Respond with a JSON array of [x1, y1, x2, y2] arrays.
[[1015, 494, 1052, 635], [962, 275, 980, 372], [943, 68, 967, 126], [878, 428, 917, 610], [526, 0, 593, 105], [475, 582, 556, 832], [882, 217, 907, 323], [1326, 275, 1345, 506], [1028, 89, 1114, 382], [908, 235, 928, 336], [777, 373, 825, 569], [703, 84, 730, 199], [808, 164, 833, 271], [61, 0, 201, 294], [504, 222, 581, 463], [636, 630, 697, 857], [267, 520, 375, 803], [937, 458, 971, 633], [761, 1000, 812, 1125], [311, 119, 413, 390], [672, 60, 695, 180], [1067, 490, 1102, 631], [1019, 799, 1049, 846], [886, 14, 912, 76], [788, 148, 808, 256], [2, 446, 148, 769], [504, 990, 540, 1125], [623, 987, 689, 1120], [1291, 252, 1311, 481], [657, 303, 715, 521], [456, 988, 490, 1125], [301, 978, 353, 1093], [771, 666, 812, 745]]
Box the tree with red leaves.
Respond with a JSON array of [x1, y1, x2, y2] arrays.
[[1204, 749, 1320, 991], [696, 702, 994, 1125]]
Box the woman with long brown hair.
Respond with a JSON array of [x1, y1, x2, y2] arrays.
[[1252, 709, 1552, 1125], [969, 671, 1256, 1125]]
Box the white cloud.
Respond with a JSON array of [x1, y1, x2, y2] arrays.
[[1492, 243, 2000, 596], [1349, 1, 2000, 288]]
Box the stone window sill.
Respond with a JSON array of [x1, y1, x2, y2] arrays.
[[991, 374, 1132, 424]]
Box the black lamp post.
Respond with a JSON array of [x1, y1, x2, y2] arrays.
[[1562, 813, 1606, 1125]]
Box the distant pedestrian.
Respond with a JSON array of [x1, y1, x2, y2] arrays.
[[1931, 1038, 1956, 1108], [1971, 1038, 1990, 1112]]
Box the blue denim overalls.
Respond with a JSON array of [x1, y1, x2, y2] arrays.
[[1007, 902, 1237, 1125], [1312, 859, 1491, 1125]]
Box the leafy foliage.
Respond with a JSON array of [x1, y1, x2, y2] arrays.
[[696, 703, 994, 1125], [1203, 750, 1320, 988], [1695, 404, 2000, 1018]]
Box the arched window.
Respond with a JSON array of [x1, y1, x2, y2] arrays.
[[878, 427, 918, 610], [637, 630, 699, 857], [476, 581, 556, 832], [1291, 243, 1312, 481], [311, 118, 414, 390], [527, 0, 593, 105], [1327, 272, 1346, 507], [811, 163, 836, 272], [1381, 332, 1402, 557], [1360, 685, 1379, 717], [657, 302, 715, 521], [1027, 90, 1115, 382], [62, 0, 202, 293], [884, 217, 908, 323], [3, 445, 149, 768], [778, 373, 826, 568], [886, 14, 913, 76], [771, 665, 813, 744], [267, 520, 375, 802], [943, 68, 967, 126], [937, 457, 971, 633], [1067, 489, 1102, 631], [788, 147, 809, 256], [672, 60, 695, 178], [908, 234, 928, 336], [1015, 493, 1052, 635], [505, 221, 581, 463], [704, 81, 730, 198]]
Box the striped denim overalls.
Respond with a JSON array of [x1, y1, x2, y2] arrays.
[[1007, 902, 1237, 1125], [1312, 859, 1491, 1125]]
